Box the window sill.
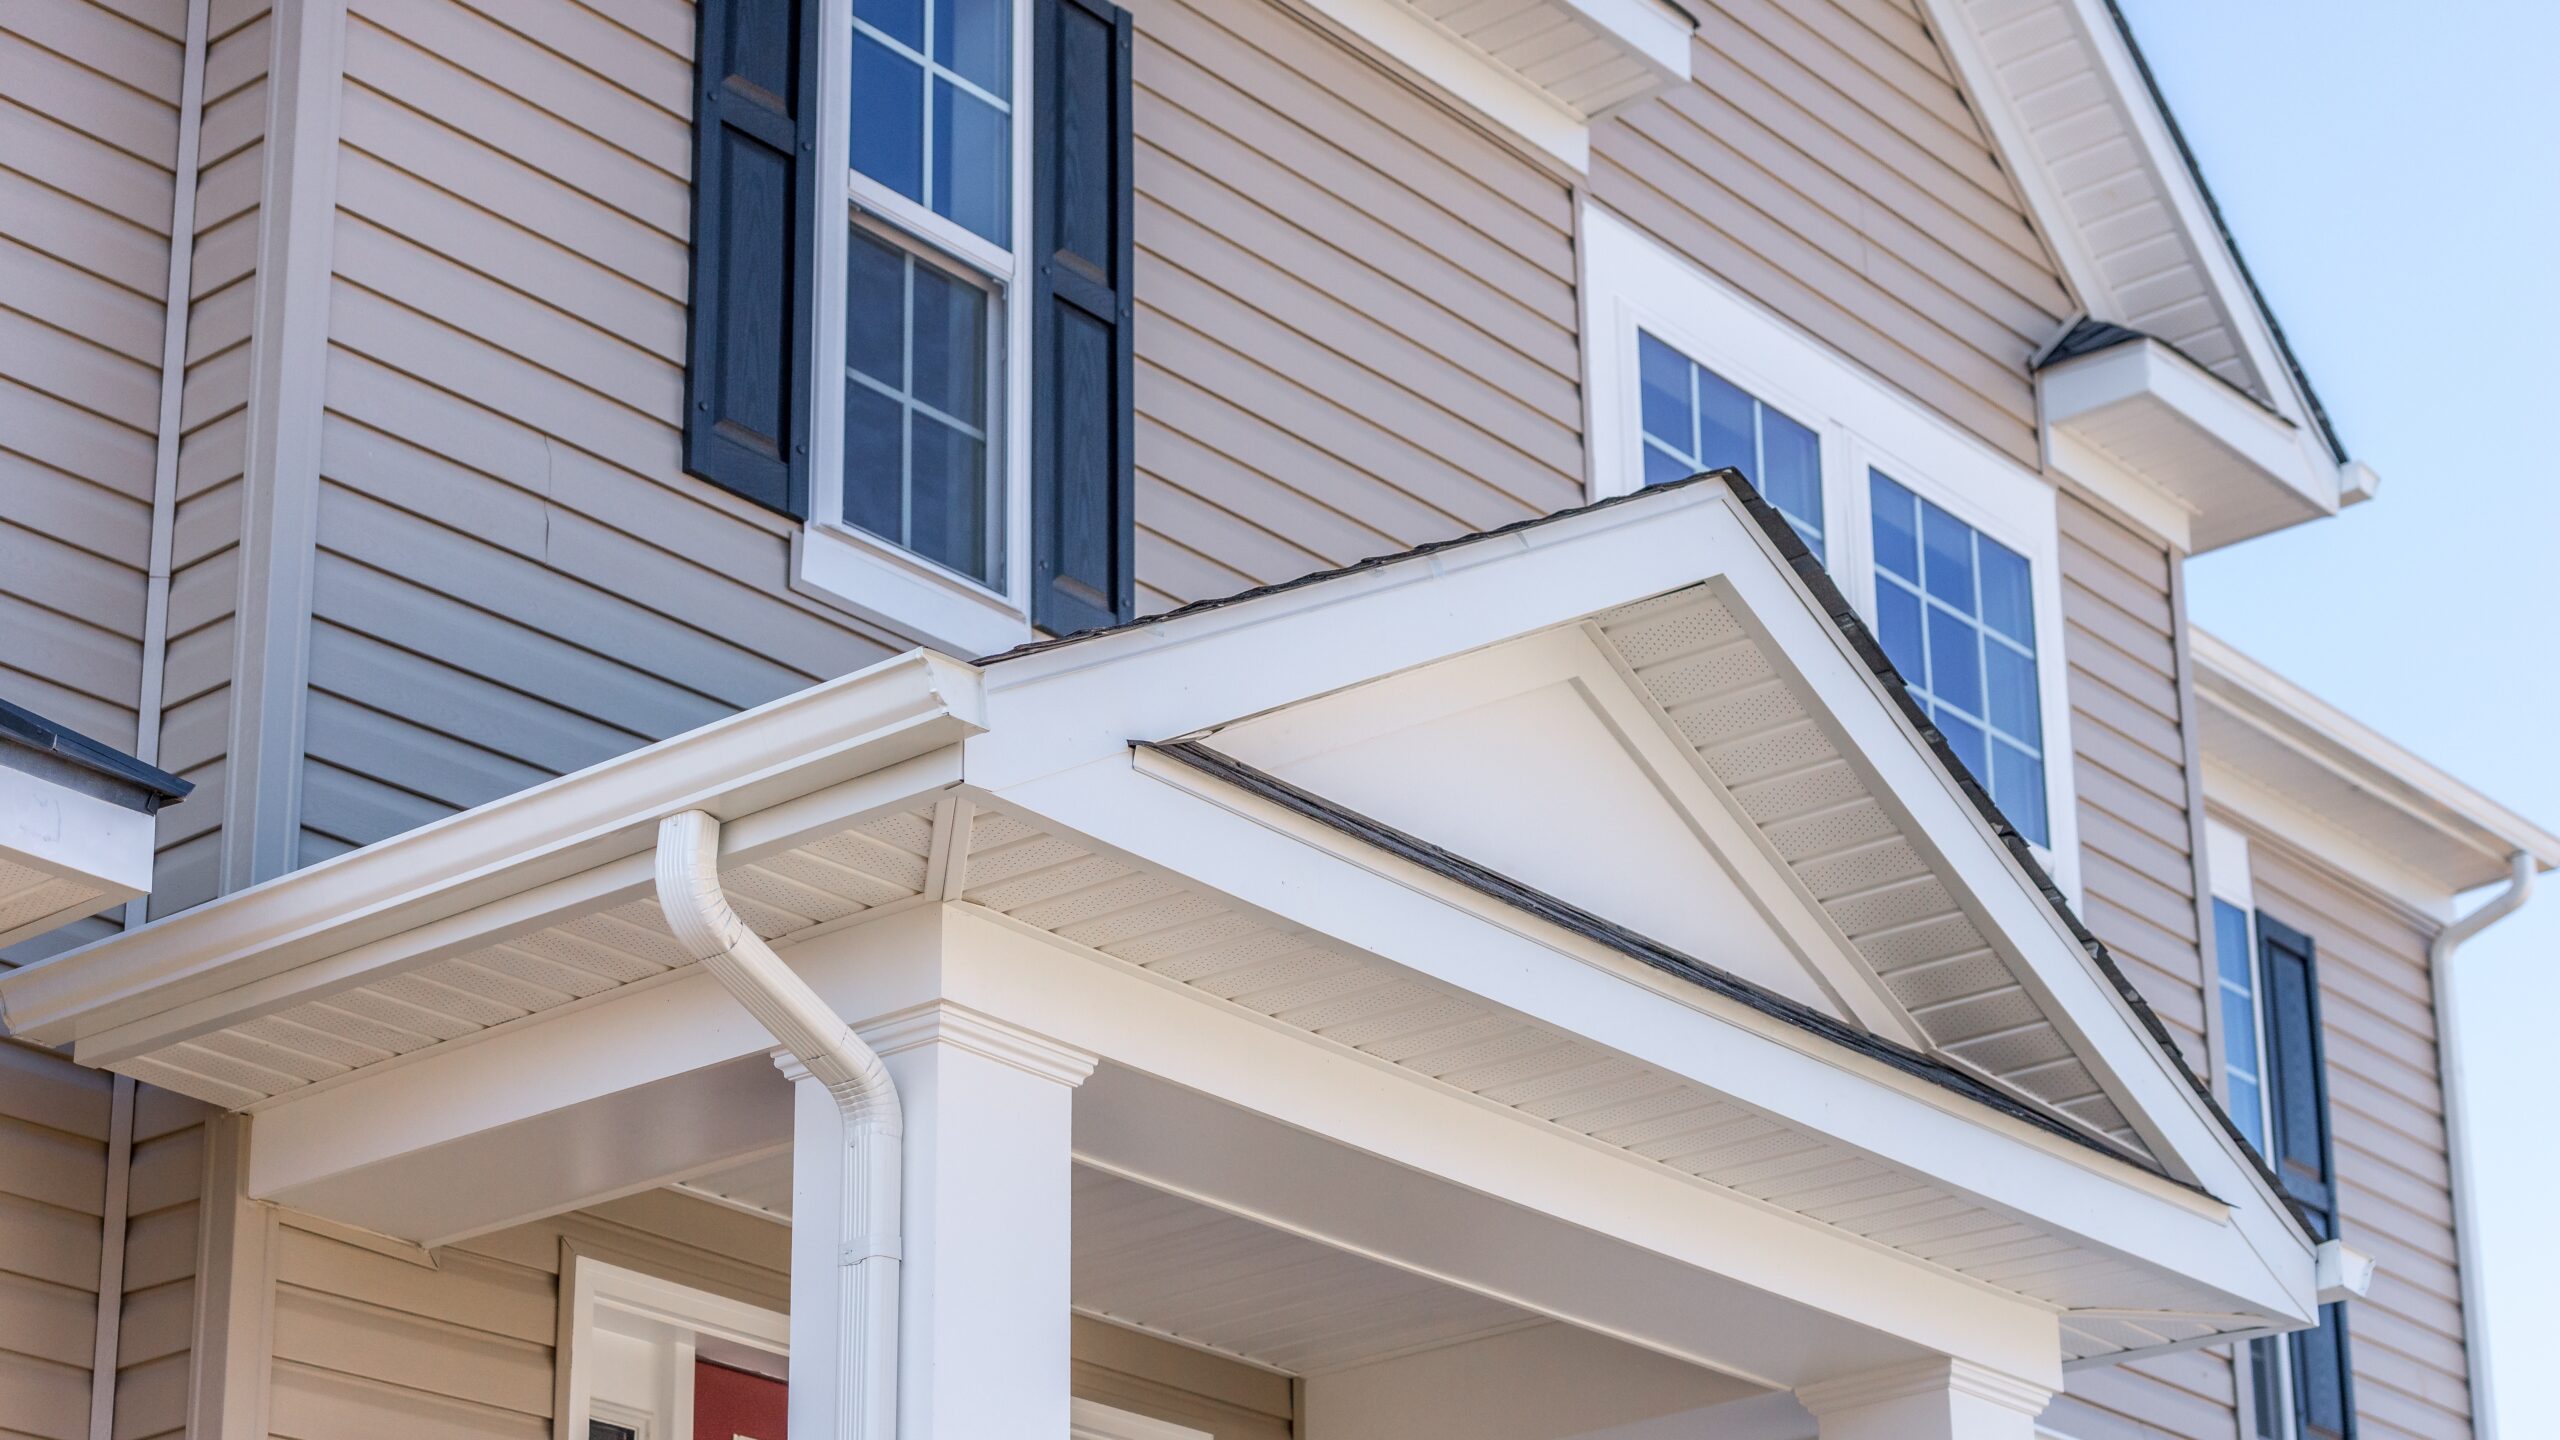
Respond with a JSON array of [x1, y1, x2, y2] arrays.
[[792, 523, 1034, 658]]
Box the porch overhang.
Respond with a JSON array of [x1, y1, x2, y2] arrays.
[[0, 698, 192, 948], [0, 474, 2323, 1382]]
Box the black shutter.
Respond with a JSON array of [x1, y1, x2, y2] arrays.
[[683, 0, 820, 518], [2259, 911, 2358, 1439], [1029, 0, 1136, 635]]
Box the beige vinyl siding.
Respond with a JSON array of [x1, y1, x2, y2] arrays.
[[299, 0, 894, 861], [153, 0, 273, 916], [0, 1040, 112, 1440], [2044, 495, 2231, 1440], [2250, 839, 2472, 1440], [0, 0, 181, 755], [117, 1089, 208, 1440], [1074, 1316, 1294, 1439], [2060, 494, 2210, 1062], [268, 1188, 786, 1440], [1124, 0, 1584, 614], [1587, 0, 2069, 470]]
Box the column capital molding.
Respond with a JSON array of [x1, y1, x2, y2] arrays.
[[1796, 1357, 2052, 1419], [859, 1002, 1099, 1086]]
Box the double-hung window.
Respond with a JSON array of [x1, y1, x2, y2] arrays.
[[681, 0, 1136, 655], [843, 0, 1017, 590], [1586, 205, 2071, 877]]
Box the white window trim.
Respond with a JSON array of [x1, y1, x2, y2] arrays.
[[555, 1250, 789, 1440], [798, 0, 1040, 657], [1580, 202, 2082, 900]]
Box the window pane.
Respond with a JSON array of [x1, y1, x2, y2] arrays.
[[1638, 332, 1693, 462], [1871, 472, 1917, 579], [1876, 580, 1924, 681], [2222, 986, 2262, 1077], [1697, 369, 1754, 476], [1977, 537, 2033, 644], [910, 416, 989, 575], [935, 0, 1011, 98], [1992, 739, 2046, 845], [1936, 708, 1987, 782], [932, 79, 1010, 245], [847, 230, 906, 386], [1984, 641, 2038, 744], [1919, 499, 1974, 610], [909, 259, 986, 420], [857, 0, 925, 51], [843, 233, 998, 585], [853, 33, 925, 203], [1642, 440, 1693, 488], [1924, 604, 1982, 717], [2228, 1074, 2265, 1155], [1760, 409, 1822, 558], [844, 380, 904, 539], [2214, 900, 2255, 989]]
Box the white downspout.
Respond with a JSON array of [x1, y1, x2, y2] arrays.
[[2431, 848, 2533, 1440], [655, 809, 901, 1440]]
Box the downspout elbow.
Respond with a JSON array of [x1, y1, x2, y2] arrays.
[[2429, 848, 2533, 1440], [654, 808, 901, 1438]]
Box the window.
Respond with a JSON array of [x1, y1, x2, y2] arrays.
[[2214, 898, 2270, 1156], [559, 1252, 789, 1440], [684, 0, 1137, 655], [1869, 472, 2047, 846], [1579, 205, 2079, 892], [839, 0, 1022, 596], [1638, 331, 1823, 557]]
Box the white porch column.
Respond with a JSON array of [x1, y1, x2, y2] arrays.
[[784, 1003, 1095, 1440], [1795, 1360, 2052, 1440]]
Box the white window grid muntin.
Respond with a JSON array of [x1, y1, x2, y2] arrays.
[[1870, 477, 2047, 842], [846, 221, 1006, 587], [1635, 336, 1825, 558], [1578, 204, 2080, 896], [852, 0, 1015, 248], [806, 0, 1037, 653]]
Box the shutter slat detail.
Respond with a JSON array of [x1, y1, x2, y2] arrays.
[[1030, 0, 1137, 635], [684, 0, 819, 518]]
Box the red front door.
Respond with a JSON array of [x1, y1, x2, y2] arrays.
[[694, 1359, 788, 1440]]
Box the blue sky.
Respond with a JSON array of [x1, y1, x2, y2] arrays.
[[2112, 0, 2560, 1429]]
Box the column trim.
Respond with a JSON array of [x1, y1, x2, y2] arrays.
[[1796, 1357, 2053, 1418], [859, 1001, 1099, 1086]]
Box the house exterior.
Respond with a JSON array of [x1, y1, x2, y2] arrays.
[[0, 0, 2545, 1438]]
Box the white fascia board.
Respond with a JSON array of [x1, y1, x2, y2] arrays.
[[0, 648, 986, 1048], [0, 763, 156, 947], [2192, 628, 2560, 874], [997, 752, 2309, 1326], [1285, 0, 1690, 172]]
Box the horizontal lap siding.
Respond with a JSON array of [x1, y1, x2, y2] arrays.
[[154, 0, 273, 917], [1124, 0, 1583, 614], [118, 1089, 209, 1440], [304, 0, 892, 858], [2053, 495, 2228, 1440], [268, 1189, 787, 1440], [0, 1041, 112, 1440], [2250, 840, 2471, 1440], [0, 0, 180, 763], [1588, 0, 2067, 469], [2061, 495, 2209, 1062]]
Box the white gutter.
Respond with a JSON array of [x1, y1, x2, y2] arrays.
[[2432, 849, 2533, 1440], [655, 809, 900, 1440]]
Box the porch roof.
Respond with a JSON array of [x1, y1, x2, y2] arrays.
[[0, 472, 2323, 1367]]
